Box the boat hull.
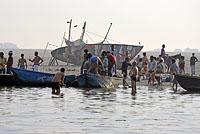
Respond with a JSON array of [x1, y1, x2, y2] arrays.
[[175, 74, 200, 92], [0, 74, 18, 86], [11, 68, 76, 87], [77, 73, 121, 89]]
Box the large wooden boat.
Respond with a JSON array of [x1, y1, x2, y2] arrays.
[[77, 73, 122, 89], [11, 68, 76, 87], [175, 74, 200, 92], [50, 22, 143, 65]]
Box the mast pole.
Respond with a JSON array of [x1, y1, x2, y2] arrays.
[[102, 23, 112, 43], [67, 19, 72, 41], [80, 21, 86, 41], [61, 32, 66, 47]]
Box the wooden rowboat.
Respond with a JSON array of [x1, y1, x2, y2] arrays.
[[175, 74, 200, 92]]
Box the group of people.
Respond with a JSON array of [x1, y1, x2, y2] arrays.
[[80, 49, 117, 76], [0, 51, 43, 74], [0, 51, 13, 74]]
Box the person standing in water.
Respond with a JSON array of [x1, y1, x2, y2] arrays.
[[121, 57, 131, 87], [18, 54, 27, 69], [52, 68, 65, 95], [190, 53, 198, 76], [170, 59, 179, 91], [29, 51, 43, 71], [129, 61, 138, 95]]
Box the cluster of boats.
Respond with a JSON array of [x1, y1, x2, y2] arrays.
[[1, 67, 200, 92], [0, 68, 121, 89]]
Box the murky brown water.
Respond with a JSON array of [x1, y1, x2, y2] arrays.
[[1, 85, 200, 134]]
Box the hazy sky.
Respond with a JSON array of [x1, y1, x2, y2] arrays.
[[0, 0, 200, 51]]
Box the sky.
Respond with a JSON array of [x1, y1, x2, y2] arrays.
[[0, 0, 200, 51]]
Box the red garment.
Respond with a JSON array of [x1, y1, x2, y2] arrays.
[[108, 53, 116, 64]]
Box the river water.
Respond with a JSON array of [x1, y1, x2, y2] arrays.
[[1, 85, 200, 134]]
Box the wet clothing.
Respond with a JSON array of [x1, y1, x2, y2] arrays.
[[52, 72, 65, 95], [52, 82, 60, 95], [131, 76, 137, 81]]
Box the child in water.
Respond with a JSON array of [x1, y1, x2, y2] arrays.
[[52, 68, 65, 96], [129, 61, 138, 95]]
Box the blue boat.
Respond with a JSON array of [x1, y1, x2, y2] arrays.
[[11, 68, 76, 87], [77, 73, 120, 89]]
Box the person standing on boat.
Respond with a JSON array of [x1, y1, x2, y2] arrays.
[[129, 61, 138, 95], [0, 52, 7, 74], [18, 54, 27, 69], [190, 53, 198, 76], [170, 59, 179, 91], [121, 57, 131, 87], [6, 51, 13, 74], [161, 44, 166, 57], [52, 68, 65, 95], [29, 51, 43, 71]]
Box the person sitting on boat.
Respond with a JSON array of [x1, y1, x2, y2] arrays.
[[52, 68, 65, 95], [29, 51, 43, 71], [18, 54, 27, 69], [121, 57, 131, 87], [107, 51, 116, 77], [148, 56, 157, 85], [170, 59, 179, 91], [0, 52, 7, 74], [178, 56, 185, 74], [129, 61, 138, 95], [88, 54, 103, 74], [6, 51, 13, 74]]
